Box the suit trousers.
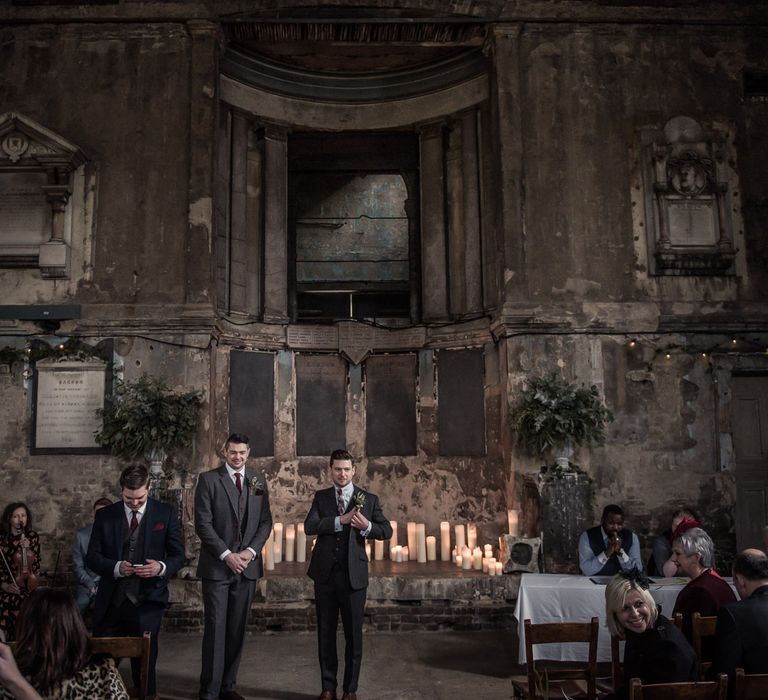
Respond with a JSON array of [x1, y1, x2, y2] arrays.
[[94, 599, 164, 695], [314, 564, 367, 693], [199, 575, 257, 700]]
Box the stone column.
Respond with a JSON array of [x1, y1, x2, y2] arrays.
[[461, 109, 483, 315], [418, 122, 449, 322], [245, 129, 264, 315], [229, 113, 249, 313], [186, 20, 219, 306], [39, 183, 71, 278], [263, 124, 289, 323], [446, 120, 466, 317]]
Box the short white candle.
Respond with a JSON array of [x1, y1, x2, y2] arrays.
[[440, 521, 451, 561], [508, 509, 519, 536], [402, 545, 409, 561], [482, 557, 490, 573], [467, 523, 477, 550], [426, 536, 437, 561], [273, 522, 283, 564], [462, 550, 472, 570], [263, 532, 275, 571], [390, 521, 398, 550], [455, 554, 463, 568], [473, 547, 483, 570], [454, 524, 466, 552], [391, 545, 400, 562], [416, 523, 427, 563], [374, 539, 384, 560], [296, 523, 306, 563], [495, 561, 503, 576], [487, 557, 496, 575], [285, 524, 295, 562], [407, 522, 417, 560]]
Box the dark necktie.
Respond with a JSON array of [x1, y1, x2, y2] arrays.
[[337, 487, 345, 516], [235, 472, 242, 494], [130, 510, 139, 532]]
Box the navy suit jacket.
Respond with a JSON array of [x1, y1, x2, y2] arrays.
[[305, 486, 392, 590], [86, 498, 184, 626], [712, 584, 768, 680]]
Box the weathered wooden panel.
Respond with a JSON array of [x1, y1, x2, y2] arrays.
[[296, 354, 346, 456], [229, 351, 274, 457], [365, 354, 416, 456], [437, 348, 485, 456]]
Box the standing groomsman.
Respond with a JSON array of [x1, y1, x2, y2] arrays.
[[87, 465, 184, 700], [305, 449, 392, 700], [195, 433, 272, 700]]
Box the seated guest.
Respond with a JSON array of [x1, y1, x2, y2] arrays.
[[647, 508, 699, 578], [0, 588, 129, 700], [671, 527, 736, 646], [578, 504, 643, 576], [0, 644, 41, 700], [711, 548, 768, 687], [71, 498, 111, 615], [0, 504, 40, 642], [604, 571, 698, 699]]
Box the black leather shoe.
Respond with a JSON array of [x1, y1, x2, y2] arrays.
[[220, 692, 246, 700]]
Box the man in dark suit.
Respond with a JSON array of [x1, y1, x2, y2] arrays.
[[305, 449, 393, 700], [712, 548, 768, 688], [87, 464, 184, 700], [72, 496, 111, 614], [195, 433, 272, 700]]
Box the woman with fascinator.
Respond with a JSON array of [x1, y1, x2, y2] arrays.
[[647, 509, 700, 578], [604, 570, 698, 699]]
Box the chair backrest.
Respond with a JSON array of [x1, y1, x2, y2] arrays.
[[734, 668, 768, 700], [673, 612, 683, 630], [692, 612, 718, 675], [91, 632, 151, 700], [523, 617, 599, 700], [628, 674, 728, 700]]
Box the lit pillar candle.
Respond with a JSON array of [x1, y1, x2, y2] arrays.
[[462, 548, 472, 570], [426, 536, 437, 561], [473, 547, 483, 570], [508, 509, 519, 536], [389, 521, 398, 551], [467, 523, 477, 550], [407, 522, 417, 561], [402, 546, 409, 561], [391, 545, 400, 562], [482, 557, 490, 574], [374, 539, 384, 561], [487, 557, 496, 576], [454, 524, 466, 552], [440, 521, 451, 561], [416, 523, 427, 563], [273, 522, 283, 564], [495, 561, 503, 576], [285, 524, 295, 562], [365, 541, 371, 560], [455, 554, 463, 568], [263, 532, 275, 571], [296, 523, 307, 563]]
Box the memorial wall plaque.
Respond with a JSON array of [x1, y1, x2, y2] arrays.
[[438, 348, 486, 456], [338, 321, 375, 365], [229, 350, 274, 457], [296, 354, 346, 456], [32, 358, 107, 454], [366, 354, 416, 456], [287, 325, 337, 350]]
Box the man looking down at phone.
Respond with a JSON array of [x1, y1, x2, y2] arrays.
[[578, 504, 643, 577]]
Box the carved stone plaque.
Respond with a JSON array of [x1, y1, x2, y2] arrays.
[[33, 358, 107, 453], [287, 325, 337, 349], [338, 321, 375, 365]]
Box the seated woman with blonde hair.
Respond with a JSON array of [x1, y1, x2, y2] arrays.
[[604, 570, 698, 699], [0, 588, 128, 700]]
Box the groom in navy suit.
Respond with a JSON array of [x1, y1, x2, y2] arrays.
[[305, 449, 392, 700], [87, 464, 184, 700]]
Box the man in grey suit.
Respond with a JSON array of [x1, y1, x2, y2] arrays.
[[71, 497, 111, 614], [195, 433, 272, 700], [305, 449, 392, 700]]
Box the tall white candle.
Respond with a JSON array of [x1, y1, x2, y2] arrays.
[[462, 549, 472, 570], [508, 509, 519, 536], [495, 561, 503, 576], [467, 523, 477, 550], [454, 524, 466, 552], [426, 536, 437, 561], [390, 521, 398, 548], [416, 523, 427, 563], [440, 521, 451, 561], [407, 522, 417, 560], [285, 524, 295, 562], [402, 546, 409, 561], [365, 541, 371, 560], [473, 547, 483, 570], [374, 539, 384, 560], [296, 523, 306, 563], [263, 532, 274, 571], [273, 522, 283, 564]]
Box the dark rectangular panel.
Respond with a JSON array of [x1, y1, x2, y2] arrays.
[[229, 351, 274, 457], [366, 354, 416, 456], [438, 348, 485, 456], [296, 354, 346, 456]]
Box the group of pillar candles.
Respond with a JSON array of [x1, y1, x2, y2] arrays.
[[260, 509, 520, 574]]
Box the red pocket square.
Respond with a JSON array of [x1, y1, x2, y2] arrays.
[[152, 522, 166, 532]]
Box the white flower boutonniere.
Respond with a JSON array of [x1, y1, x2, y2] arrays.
[[246, 476, 264, 495], [353, 491, 366, 511]]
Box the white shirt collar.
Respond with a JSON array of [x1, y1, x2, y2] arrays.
[[225, 463, 246, 482], [123, 501, 147, 520], [335, 483, 354, 499]]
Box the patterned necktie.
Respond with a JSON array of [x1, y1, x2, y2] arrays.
[[130, 510, 139, 532], [235, 472, 242, 494], [337, 487, 345, 515]]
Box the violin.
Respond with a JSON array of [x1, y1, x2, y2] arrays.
[[12, 533, 39, 592]]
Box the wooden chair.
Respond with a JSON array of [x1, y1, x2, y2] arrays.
[[691, 612, 718, 675], [628, 675, 728, 700], [511, 617, 599, 699], [91, 632, 151, 700], [734, 668, 768, 700]]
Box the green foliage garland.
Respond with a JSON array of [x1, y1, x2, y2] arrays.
[[509, 372, 614, 455]]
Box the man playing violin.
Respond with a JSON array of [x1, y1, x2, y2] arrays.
[[0, 503, 40, 642]]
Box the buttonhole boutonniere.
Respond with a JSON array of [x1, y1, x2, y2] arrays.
[[246, 476, 264, 496], [353, 492, 366, 511]]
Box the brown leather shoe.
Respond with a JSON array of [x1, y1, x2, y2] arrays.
[[341, 693, 357, 700], [319, 692, 337, 700], [220, 692, 245, 700]]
